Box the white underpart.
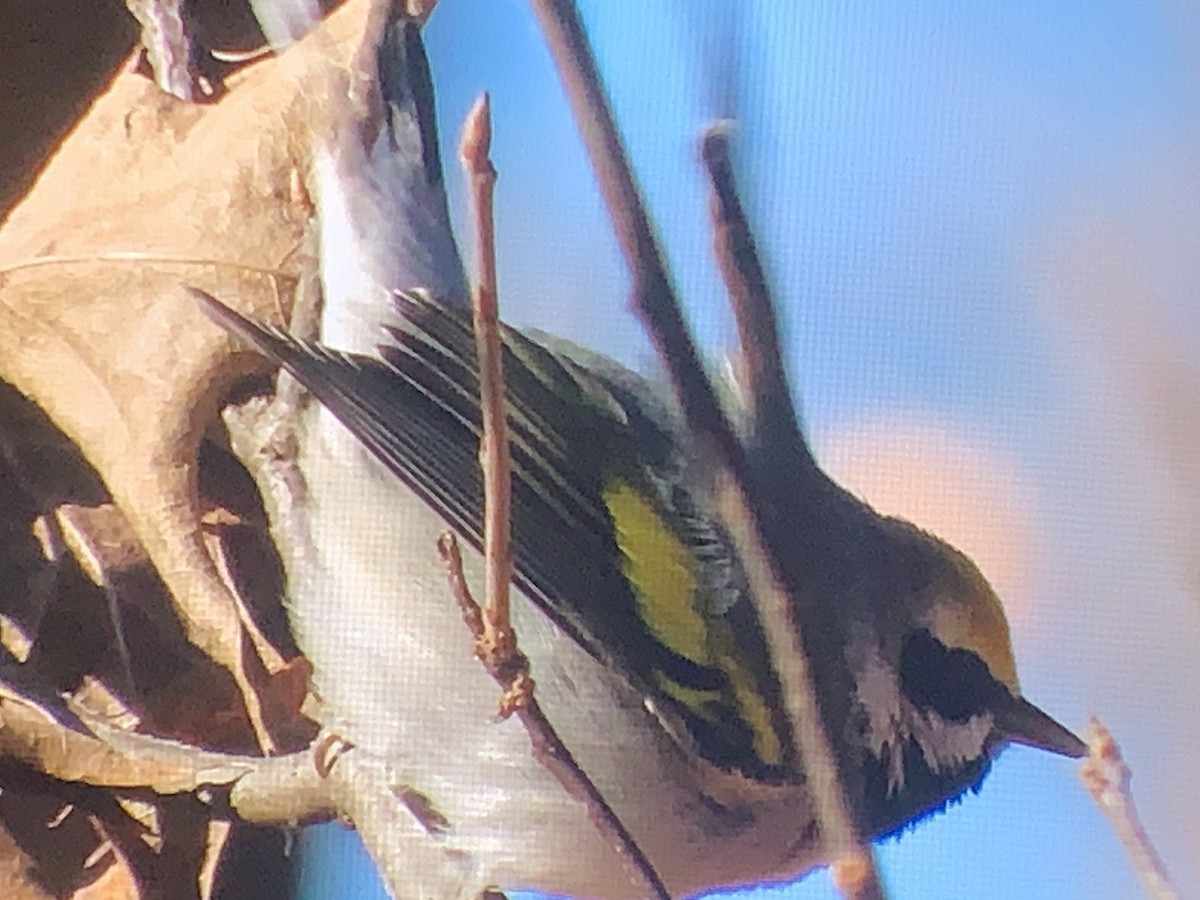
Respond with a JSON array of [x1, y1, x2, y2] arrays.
[[909, 710, 993, 786], [285, 414, 822, 897], [314, 135, 468, 358]]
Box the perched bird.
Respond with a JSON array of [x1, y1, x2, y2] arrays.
[[198, 4, 1086, 897]]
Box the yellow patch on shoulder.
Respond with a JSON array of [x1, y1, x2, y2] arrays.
[[603, 477, 785, 768], [603, 478, 708, 660]]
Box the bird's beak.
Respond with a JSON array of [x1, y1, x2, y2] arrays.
[[999, 697, 1087, 759]]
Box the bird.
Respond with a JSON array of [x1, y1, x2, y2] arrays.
[[196, 4, 1087, 897]]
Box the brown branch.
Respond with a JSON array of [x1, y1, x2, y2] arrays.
[[1, 692, 427, 840], [461, 94, 515, 664], [0, 687, 347, 829], [526, 0, 740, 466], [526, 2, 884, 896], [699, 125, 882, 897], [3, 706, 482, 894], [0, 698, 252, 794], [707, 475, 883, 900], [451, 95, 671, 899], [700, 124, 806, 461], [1079, 717, 1179, 899]]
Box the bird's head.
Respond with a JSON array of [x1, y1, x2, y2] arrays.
[[850, 518, 1086, 837]]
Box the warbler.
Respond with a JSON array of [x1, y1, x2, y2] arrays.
[[198, 4, 1085, 897]]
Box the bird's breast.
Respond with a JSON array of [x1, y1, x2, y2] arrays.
[[280, 407, 825, 896]]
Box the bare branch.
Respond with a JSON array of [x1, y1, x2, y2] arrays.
[[452, 95, 671, 899], [526, 2, 884, 895], [700, 125, 882, 896], [1080, 717, 1179, 899], [460, 94, 515, 659], [526, 0, 739, 464], [708, 474, 884, 900], [700, 124, 806, 461]]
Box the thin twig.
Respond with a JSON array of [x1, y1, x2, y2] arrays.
[[700, 124, 806, 459], [461, 94, 516, 667], [708, 474, 882, 900], [451, 95, 671, 899], [700, 125, 881, 896], [526, 3, 883, 897], [525, 0, 740, 466], [1079, 716, 1179, 899]]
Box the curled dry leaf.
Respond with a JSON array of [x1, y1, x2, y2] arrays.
[[0, 0, 397, 894], [0, 0, 387, 726]]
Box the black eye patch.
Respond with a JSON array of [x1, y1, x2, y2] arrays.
[[899, 629, 1009, 722]]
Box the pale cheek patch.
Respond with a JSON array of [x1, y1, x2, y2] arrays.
[[854, 644, 993, 797], [853, 647, 908, 793]]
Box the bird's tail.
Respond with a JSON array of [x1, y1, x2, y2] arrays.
[[252, 0, 468, 354]]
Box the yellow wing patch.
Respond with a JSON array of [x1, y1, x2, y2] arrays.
[[603, 477, 784, 768], [603, 479, 708, 660]]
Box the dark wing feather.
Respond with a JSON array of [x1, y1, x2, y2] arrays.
[[194, 288, 787, 776], [193, 289, 665, 682]]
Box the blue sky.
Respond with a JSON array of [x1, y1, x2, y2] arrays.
[[299, 1, 1200, 897]]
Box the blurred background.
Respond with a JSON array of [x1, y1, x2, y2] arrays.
[[296, 1, 1200, 897]]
